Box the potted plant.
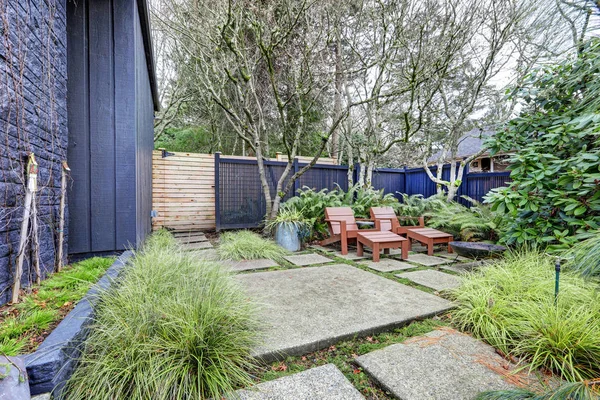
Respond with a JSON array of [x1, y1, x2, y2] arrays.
[[266, 206, 309, 252]]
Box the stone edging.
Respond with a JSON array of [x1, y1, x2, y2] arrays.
[[21, 251, 133, 397]]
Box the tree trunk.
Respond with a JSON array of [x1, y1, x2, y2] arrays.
[[332, 32, 343, 160], [366, 159, 375, 187]]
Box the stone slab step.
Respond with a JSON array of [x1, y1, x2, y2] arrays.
[[221, 258, 279, 272], [396, 270, 461, 291], [356, 329, 518, 400], [233, 364, 364, 399], [236, 264, 453, 362], [183, 241, 213, 250]]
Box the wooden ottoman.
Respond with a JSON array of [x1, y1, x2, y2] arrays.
[[356, 231, 409, 262], [406, 228, 454, 256]]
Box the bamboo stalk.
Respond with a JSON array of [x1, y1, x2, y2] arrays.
[[31, 191, 41, 284], [12, 153, 38, 303], [56, 161, 70, 272]]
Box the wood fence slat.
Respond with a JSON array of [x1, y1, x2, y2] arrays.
[[152, 150, 216, 231]]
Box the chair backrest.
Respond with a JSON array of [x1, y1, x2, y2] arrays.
[[325, 207, 358, 235], [370, 207, 400, 232]]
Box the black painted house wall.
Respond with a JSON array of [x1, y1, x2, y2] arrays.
[[67, 0, 156, 255], [0, 0, 156, 305], [0, 0, 68, 305]]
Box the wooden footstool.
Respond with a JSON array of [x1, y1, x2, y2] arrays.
[[356, 231, 409, 262], [406, 228, 454, 256]]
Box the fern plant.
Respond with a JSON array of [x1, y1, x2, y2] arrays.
[[423, 196, 506, 242]]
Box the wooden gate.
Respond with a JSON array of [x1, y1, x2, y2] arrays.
[[152, 150, 216, 231]]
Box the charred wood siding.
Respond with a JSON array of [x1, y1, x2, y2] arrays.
[[66, 0, 154, 254], [0, 0, 68, 305]]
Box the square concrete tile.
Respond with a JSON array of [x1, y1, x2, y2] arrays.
[[404, 254, 451, 266], [284, 253, 333, 266], [183, 241, 213, 250], [194, 248, 219, 261], [356, 329, 517, 400], [233, 364, 364, 399], [332, 251, 369, 261], [396, 270, 461, 291], [361, 259, 416, 272], [221, 258, 279, 272], [309, 245, 336, 253], [435, 251, 471, 262], [236, 264, 453, 361]]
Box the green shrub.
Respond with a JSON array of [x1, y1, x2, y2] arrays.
[[282, 186, 343, 239], [63, 230, 259, 400], [564, 231, 600, 279], [485, 39, 600, 251], [451, 249, 600, 382], [218, 230, 289, 261]]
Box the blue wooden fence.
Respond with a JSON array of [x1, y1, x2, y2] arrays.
[[215, 153, 511, 230]]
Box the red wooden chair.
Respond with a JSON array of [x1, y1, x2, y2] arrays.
[[370, 207, 454, 255], [370, 207, 425, 234], [320, 207, 377, 255]]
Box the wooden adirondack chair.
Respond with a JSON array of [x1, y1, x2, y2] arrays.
[[370, 207, 454, 256], [320, 207, 377, 255], [369, 207, 425, 235]]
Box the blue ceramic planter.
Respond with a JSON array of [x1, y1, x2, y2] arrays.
[[275, 223, 301, 252]]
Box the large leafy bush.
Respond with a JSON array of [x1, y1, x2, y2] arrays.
[[485, 39, 600, 250]]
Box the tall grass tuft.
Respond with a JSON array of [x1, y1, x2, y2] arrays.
[[217, 230, 289, 261], [63, 230, 259, 400], [451, 248, 600, 382], [476, 379, 600, 399], [564, 231, 600, 279]]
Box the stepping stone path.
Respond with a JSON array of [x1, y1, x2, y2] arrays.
[[173, 231, 213, 250], [332, 251, 369, 261], [234, 364, 364, 400], [404, 253, 451, 266], [396, 270, 461, 291], [441, 264, 472, 274], [309, 245, 335, 253], [236, 264, 453, 361], [195, 248, 219, 261], [361, 258, 415, 272], [435, 250, 471, 262], [221, 258, 279, 272], [284, 253, 332, 266], [356, 329, 518, 400]]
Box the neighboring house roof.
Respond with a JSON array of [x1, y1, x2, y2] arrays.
[[138, 0, 160, 111], [428, 129, 494, 163]]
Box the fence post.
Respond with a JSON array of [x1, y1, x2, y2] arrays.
[[214, 152, 221, 232], [293, 157, 299, 195], [462, 161, 469, 201]]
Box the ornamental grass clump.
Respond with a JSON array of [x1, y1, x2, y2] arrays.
[[451, 248, 600, 382], [217, 230, 289, 261], [63, 230, 259, 400]]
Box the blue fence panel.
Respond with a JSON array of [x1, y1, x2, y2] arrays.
[[216, 155, 512, 230], [465, 172, 511, 203], [296, 163, 349, 194], [371, 168, 406, 198]]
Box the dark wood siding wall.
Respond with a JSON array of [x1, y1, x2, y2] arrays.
[[67, 0, 154, 254], [0, 0, 68, 305], [134, 4, 154, 245]]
